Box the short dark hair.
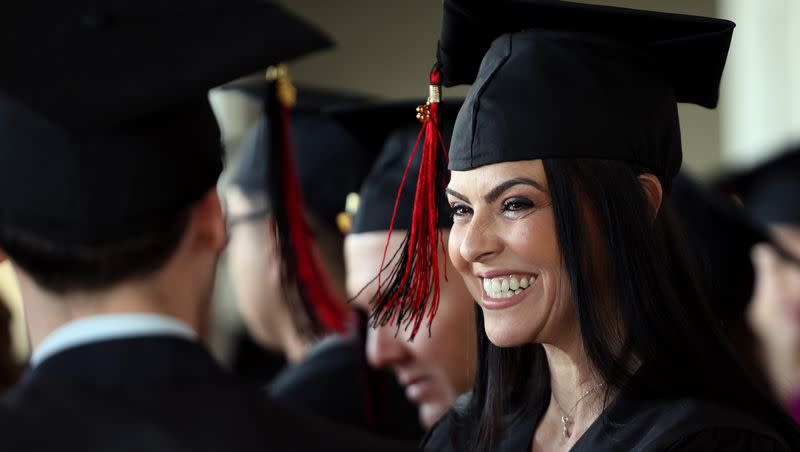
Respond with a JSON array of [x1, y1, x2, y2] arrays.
[[0, 209, 191, 294]]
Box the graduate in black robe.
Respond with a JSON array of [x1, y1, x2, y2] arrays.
[[0, 2, 417, 451], [226, 88, 424, 441], [361, 1, 800, 450]]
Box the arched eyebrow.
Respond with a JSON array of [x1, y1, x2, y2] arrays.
[[446, 177, 546, 205], [445, 188, 468, 203]]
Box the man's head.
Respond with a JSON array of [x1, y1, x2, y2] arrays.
[[1, 184, 227, 341], [0, 0, 335, 343]]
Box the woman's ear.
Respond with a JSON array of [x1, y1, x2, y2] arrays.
[[638, 173, 663, 219]]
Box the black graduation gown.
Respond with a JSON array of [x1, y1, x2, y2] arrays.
[[0, 335, 417, 452], [268, 332, 424, 443], [424, 388, 791, 451]]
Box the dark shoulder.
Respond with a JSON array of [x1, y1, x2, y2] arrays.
[[1, 380, 418, 452], [270, 335, 359, 391], [588, 397, 792, 451], [657, 399, 791, 451], [422, 392, 474, 451]]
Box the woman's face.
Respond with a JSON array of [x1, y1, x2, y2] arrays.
[[225, 187, 282, 349], [446, 159, 575, 348], [346, 231, 477, 429]]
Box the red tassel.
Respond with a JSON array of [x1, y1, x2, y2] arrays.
[[373, 69, 449, 340], [267, 66, 348, 335], [278, 105, 348, 334]]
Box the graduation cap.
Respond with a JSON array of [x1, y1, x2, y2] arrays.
[[227, 84, 374, 228], [328, 101, 462, 233], [716, 145, 800, 226], [0, 0, 332, 247], [328, 101, 462, 333], [227, 84, 375, 335], [671, 173, 769, 323], [370, 0, 735, 339]]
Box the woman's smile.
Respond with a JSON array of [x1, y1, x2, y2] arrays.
[[476, 272, 539, 309]]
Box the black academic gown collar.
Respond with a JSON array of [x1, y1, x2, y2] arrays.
[[21, 336, 233, 389], [490, 364, 784, 451]]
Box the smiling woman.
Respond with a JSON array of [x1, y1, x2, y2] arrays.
[[361, 1, 800, 451]]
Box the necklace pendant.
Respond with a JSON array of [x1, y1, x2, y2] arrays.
[[561, 415, 571, 439]]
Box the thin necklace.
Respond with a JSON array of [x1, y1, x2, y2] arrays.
[[552, 383, 605, 439]]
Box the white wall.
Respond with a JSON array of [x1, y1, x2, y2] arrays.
[[718, 0, 800, 169]]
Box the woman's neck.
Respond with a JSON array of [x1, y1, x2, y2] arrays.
[[531, 342, 608, 451]]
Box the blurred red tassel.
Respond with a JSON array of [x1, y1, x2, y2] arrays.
[[278, 105, 348, 334], [267, 65, 348, 335]]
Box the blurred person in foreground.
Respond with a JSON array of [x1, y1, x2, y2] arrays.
[[0, 1, 415, 451]]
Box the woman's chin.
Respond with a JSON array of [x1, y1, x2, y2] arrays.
[[482, 314, 534, 347]]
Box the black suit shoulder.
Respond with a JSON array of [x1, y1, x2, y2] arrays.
[[0, 337, 418, 452]]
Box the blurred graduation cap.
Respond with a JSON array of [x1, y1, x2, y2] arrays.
[[0, 0, 332, 247], [225, 84, 376, 335], [226, 83, 374, 229], [716, 145, 800, 227], [328, 101, 462, 235], [671, 173, 769, 323], [370, 0, 735, 338]]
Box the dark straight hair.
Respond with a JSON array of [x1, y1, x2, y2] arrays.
[[460, 158, 800, 451]]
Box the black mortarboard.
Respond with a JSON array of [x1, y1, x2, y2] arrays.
[[0, 0, 332, 247], [228, 84, 374, 230], [328, 101, 463, 234], [440, 0, 734, 188], [716, 145, 800, 226], [671, 173, 769, 322]]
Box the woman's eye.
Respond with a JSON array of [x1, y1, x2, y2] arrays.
[[502, 197, 534, 213], [449, 203, 472, 218]]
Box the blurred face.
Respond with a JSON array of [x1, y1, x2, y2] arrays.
[[346, 231, 476, 429], [446, 160, 575, 348], [225, 187, 282, 348], [748, 225, 800, 353]]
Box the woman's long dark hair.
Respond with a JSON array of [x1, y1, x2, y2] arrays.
[[459, 159, 800, 451]]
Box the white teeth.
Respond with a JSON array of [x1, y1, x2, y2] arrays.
[[482, 274, 537, 299], [491, 279, 501, 291]]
